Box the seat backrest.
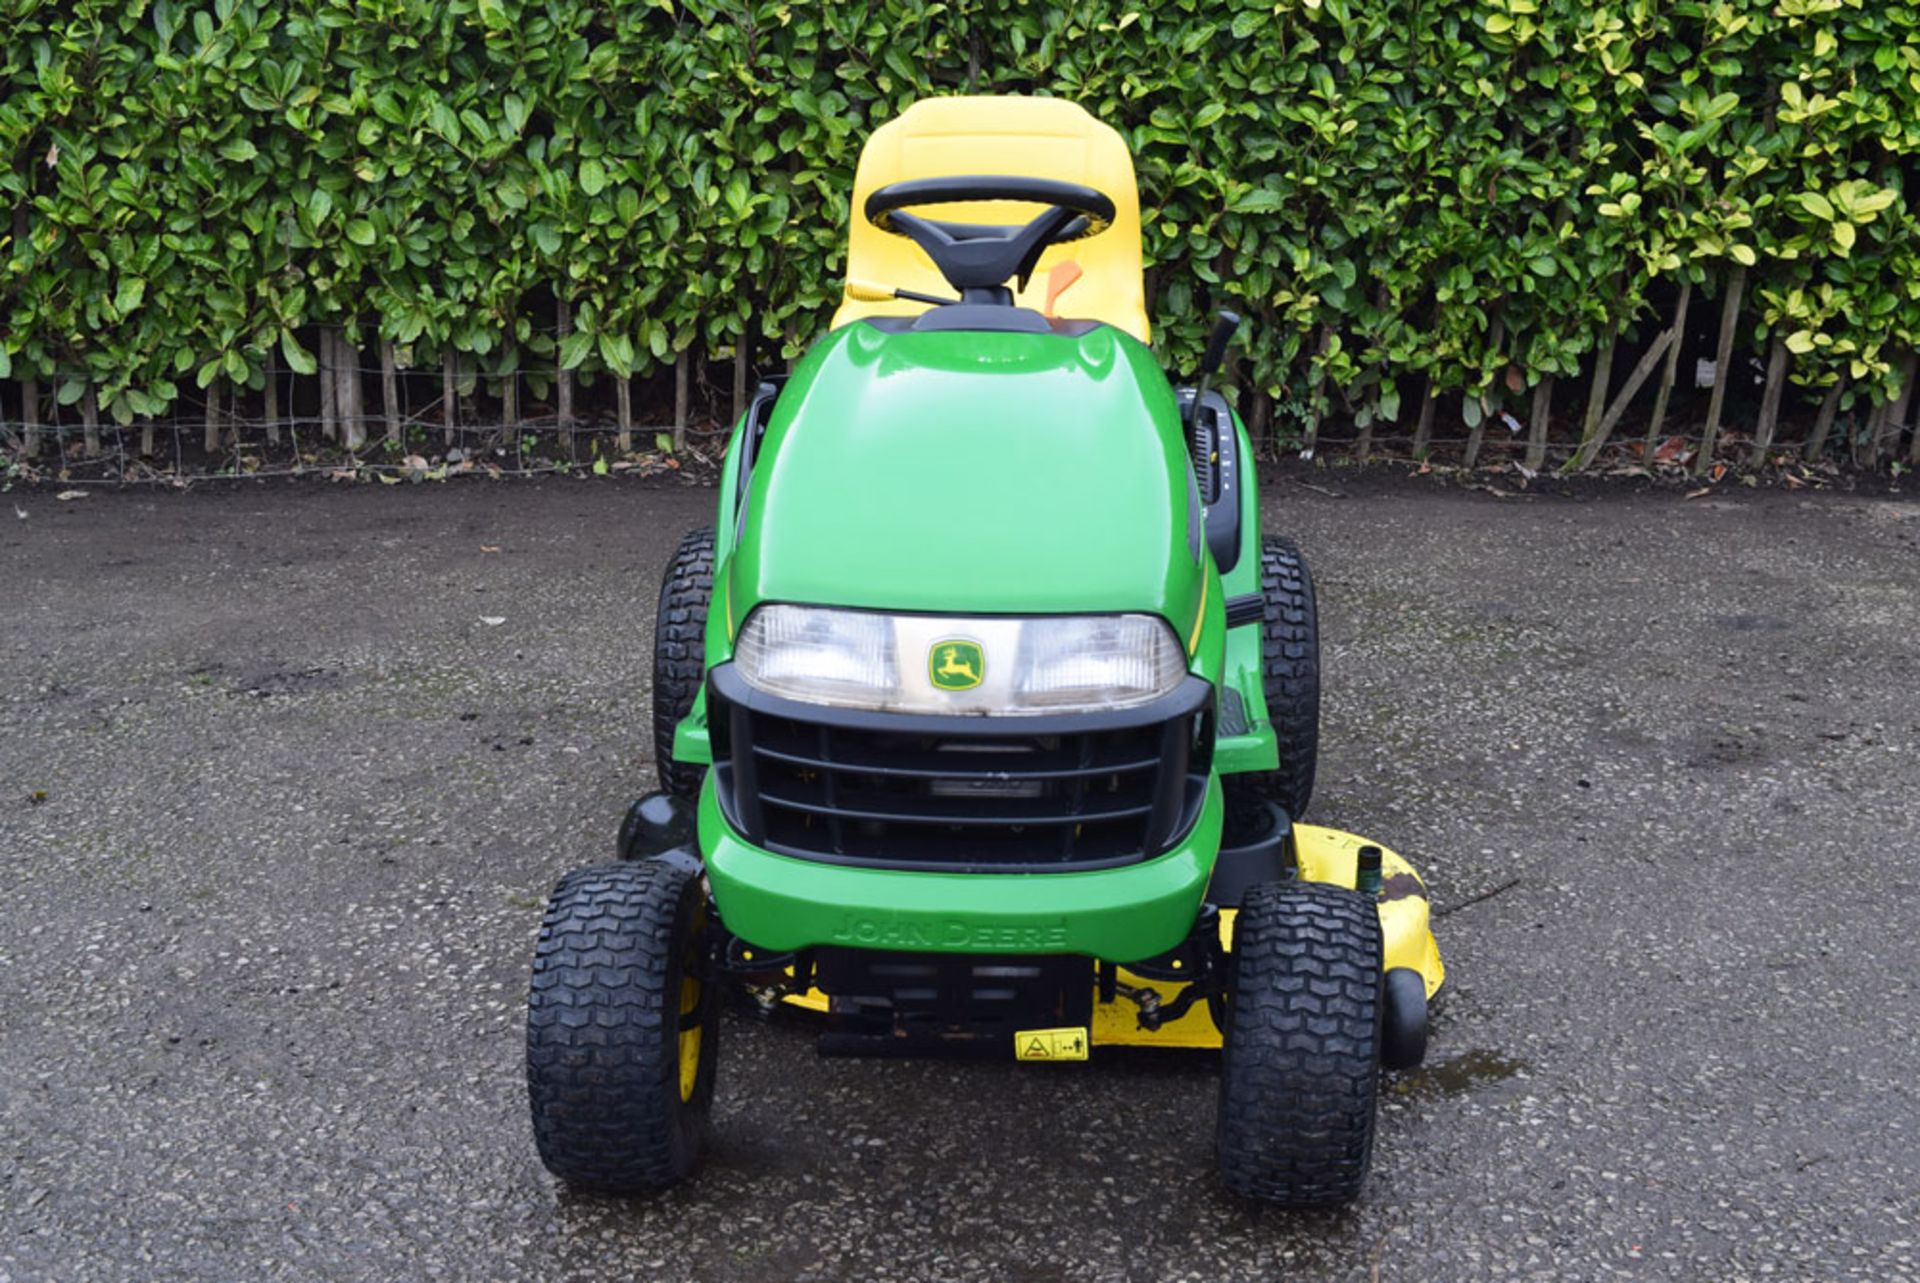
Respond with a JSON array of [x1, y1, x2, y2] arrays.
[[830, 96, 1150, 343]]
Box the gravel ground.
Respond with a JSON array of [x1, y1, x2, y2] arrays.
[[1, 475, 1917, 1283]]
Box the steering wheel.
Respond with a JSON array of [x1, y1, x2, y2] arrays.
[[863, 176, 1117, 302]]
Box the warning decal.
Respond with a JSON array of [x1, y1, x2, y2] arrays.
[[1014, 1026, 1089, 1062]]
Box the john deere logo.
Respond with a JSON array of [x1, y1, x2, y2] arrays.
[[929, 639, 984, 691]]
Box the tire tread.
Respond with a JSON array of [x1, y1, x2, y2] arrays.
[[1217, 881, 1381, 1207]]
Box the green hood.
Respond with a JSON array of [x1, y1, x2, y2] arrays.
[[729, 322, 1205, 636]]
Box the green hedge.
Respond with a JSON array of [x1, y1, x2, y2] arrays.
[[3, 0, 1918, 467]]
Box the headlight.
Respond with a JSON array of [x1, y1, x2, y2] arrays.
[[733, 605, 1186, 715]]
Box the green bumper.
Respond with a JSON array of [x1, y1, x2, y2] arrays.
[[699, 774, 1222, 964]]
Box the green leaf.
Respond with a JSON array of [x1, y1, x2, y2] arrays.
[[1377, 383, 1402, 423], [655, 431, 675, 454], [1229, 189, 1285, 214], [1832, 222, 1855, 256], [1785, 330, 1816, 356], [346, 219, 377, 246], [1797, 191, 1835, 222], [280, 328, 317, 376], [218, 137, 258, 163], [1729, 244, 1756, 267], [579, 159, 607, 197], [592, 457, 609, 476], [558, 331, 594, 369]]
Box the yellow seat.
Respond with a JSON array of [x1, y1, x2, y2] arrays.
[[831, 96, 1150, 343]]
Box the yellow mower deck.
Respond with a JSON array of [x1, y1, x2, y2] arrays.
[[781, 823, 1443, 1050]]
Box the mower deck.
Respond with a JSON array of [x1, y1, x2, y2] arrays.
[[777, 823, 1443, 1051]]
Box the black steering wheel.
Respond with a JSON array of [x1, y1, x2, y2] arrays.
[[864, 176, 1117, 304]]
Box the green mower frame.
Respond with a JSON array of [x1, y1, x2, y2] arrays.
[[527, 96, 1442, 1209]]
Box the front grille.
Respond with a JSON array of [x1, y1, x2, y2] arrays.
[[709, 666, 1210, 872]]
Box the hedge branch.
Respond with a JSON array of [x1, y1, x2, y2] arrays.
[[1805, 376, 1846, 463], [1525, 377, 1553, 471], [202, 381, 219, 455], [442, 352, 456, 448], [1695, 265, 1747, 479], [320, 330, 338, 442], [82, 383, 100, 458], [21, 377, 39, 459], [1567, 323, 1677, 473], [555, 299, 574, 452], [616, 374, 633, 454], [1578, 329, 1618, 461], [380, 338, 400, 447], [673, 349, 690, 452], [1645, 281, 1692, 461], [1747, 335, 1790, 468], [1411, 377, 1436, 459], [264, 353, 280, 447], [1878, 349, 1917, 462], [1463, 313, 1505, 469]]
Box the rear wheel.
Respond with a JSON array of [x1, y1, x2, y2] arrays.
[[1227, 535, 1319, 818], [652, 527, 713, 798], [526, 858, 718, 1193], [1217, 881, 1381, 1207]]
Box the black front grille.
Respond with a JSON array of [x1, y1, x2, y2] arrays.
[[709, 665, 1211, 872]]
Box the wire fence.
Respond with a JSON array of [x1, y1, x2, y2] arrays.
[[4, 328, 1914, 486]]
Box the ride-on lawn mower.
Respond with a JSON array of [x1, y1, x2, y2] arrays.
[[526, 96, 1443, 1207]]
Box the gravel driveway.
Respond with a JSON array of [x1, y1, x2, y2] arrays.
[[2, 476, 1916, 1282]]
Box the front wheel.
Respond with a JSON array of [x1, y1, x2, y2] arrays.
[[1217, 881, 1382, 1207], [526, 858, 718, 1193]]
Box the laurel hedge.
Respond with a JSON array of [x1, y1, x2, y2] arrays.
[[3, 0, 1918, 468]]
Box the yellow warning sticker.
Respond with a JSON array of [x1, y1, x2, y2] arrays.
[[1015, 1026, 1089, 1062]]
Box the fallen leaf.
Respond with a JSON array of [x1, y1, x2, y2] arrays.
[[1684, 486, 1712, 499], [480, 545, 501, 553], [1710, 463, 1726, 482], [480, 616, 506, 627], [1505, 365, 1525, 394], [55, 489, 88, 501]]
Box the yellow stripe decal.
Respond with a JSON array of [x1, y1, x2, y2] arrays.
[[1187, 572, 1208, 656]]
